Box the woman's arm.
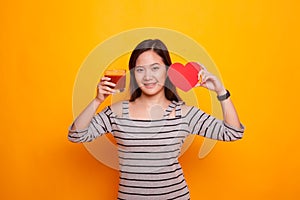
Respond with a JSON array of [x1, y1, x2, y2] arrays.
[[196, 65, 243, 130], [218, 90, 242, 129], [70, 76, 115, 131], [70, 98, 102, 131], [68, 77, 116, 142]]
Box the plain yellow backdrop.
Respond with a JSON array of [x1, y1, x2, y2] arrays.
[[1, 0, 300, 199]]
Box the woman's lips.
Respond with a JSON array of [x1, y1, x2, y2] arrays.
[[143, 82, 158, 89]]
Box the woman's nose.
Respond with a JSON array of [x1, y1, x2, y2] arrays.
[[143, 69, 152, 80]]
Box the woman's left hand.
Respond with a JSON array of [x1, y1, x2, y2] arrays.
[[195, 65, 226, 95]]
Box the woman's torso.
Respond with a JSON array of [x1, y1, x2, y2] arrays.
[[111, 101, 191, 200]]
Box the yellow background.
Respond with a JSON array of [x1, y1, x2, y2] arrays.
[[1, 0, 300, 199]]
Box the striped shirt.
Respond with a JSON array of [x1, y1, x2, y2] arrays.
[[68, 101, 244, 199]]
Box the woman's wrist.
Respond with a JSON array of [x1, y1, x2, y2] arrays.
[[217, 89, 231, 101], [93, 97, 103, 106], [216, 87, 227, 96]]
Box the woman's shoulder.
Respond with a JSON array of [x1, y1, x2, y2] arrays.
[[110, 100, 129, 117], [173, 101, 195, 116]]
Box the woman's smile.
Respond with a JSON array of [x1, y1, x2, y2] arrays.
[[142, 81, 158, 88]]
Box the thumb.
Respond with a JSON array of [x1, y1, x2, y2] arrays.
[[195, 81, 207, 88]]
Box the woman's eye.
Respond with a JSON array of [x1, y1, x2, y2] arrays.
[[152, 65, 160, 71], [135, 67, 144, 73]]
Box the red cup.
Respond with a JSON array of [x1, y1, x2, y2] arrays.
[[104, 69, 126, 92]]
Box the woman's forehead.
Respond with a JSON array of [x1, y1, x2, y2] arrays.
[[135, 51, 164, 66]]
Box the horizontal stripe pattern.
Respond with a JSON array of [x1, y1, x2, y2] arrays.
[[68, 107, 113, 143], [68, 100, 244, 199], [186, 106, 244, 141], [114, 101, 186, 199]]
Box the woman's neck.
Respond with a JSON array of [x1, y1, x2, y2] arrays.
[[137, 92, 169, 107]]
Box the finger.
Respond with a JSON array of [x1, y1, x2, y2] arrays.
[[201, 65, 208, 71], [202, 75, 207, 83], [201, 72, 214, 83], [97, 83, 112, 91], [101, 76, 111, 81], [102, 81, 116, 88], [101, 85, 115, 92], [199, 67, 211, 77], [197, 63, 208, 71], [98, 91, 110, 95], [196, 82, 207, 88], [98, 87, 116, 95], [98, 80, 116, 88], [195, 83, 202, 87], [200, 73, 207, 83], [198, 71, 202, 82], [198, 69, 205, 79]]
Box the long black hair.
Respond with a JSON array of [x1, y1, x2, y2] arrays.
[[128, 39, 181, 102]]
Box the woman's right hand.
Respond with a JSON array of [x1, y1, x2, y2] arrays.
[[95, 77, 116, 103]]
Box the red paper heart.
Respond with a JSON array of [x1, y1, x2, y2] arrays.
[[167, 62, 202, 92]]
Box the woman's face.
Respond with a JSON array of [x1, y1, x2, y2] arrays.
[[134, 50, 167, 97]]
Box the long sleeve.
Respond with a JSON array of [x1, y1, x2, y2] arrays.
[[187, 107, 244, 141], [68, 107, 113, 143]]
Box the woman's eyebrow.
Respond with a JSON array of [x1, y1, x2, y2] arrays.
[[136, 63, 161, 68]]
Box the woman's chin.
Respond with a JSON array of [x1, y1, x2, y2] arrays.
[[140, 83, 164, 96]]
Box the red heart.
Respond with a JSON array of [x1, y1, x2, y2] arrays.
[[167, 62, 202, 92]]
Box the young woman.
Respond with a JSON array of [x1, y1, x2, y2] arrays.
[[68, 39, 244, 199]]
